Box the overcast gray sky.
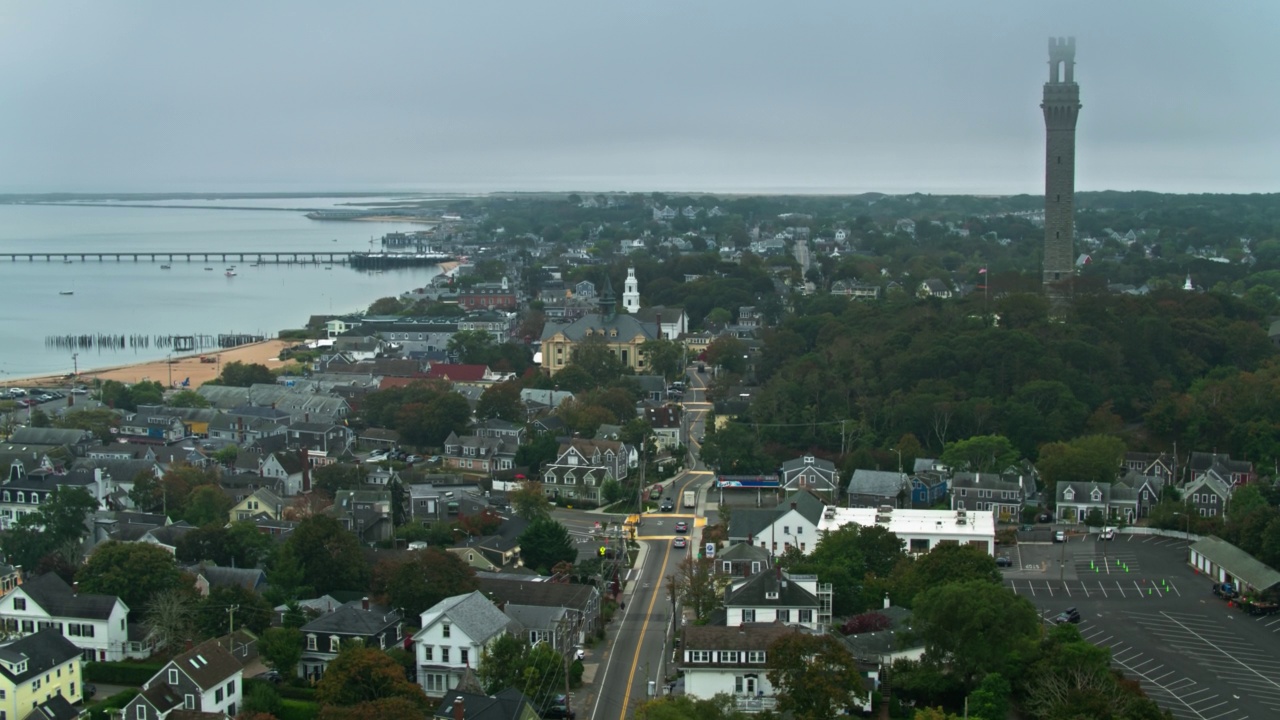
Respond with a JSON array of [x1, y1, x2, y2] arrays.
[[1, 1, 1276, 195]]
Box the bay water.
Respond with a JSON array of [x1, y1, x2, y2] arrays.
[[0, 201, 444, 379]]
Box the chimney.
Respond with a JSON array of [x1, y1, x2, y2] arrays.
[[185, 638, 193, 652], [790, 502, 796, 511], [304, 412, 309, 424], [883, 593, 891, 610], [72, 582, 79, 595], [361, 597, 370, 611], [452, 695, 465, 720]]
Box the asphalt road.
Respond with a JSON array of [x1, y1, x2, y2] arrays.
[[1006, 532, 1280, 720], [589, 460, 717, 719]]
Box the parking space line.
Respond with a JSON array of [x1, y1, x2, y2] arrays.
[[1116, 581, 1127, 598], [1097, 581, 1108, 598], [1028, 581, 1036, 597], [1063, 583, 1071, 597]]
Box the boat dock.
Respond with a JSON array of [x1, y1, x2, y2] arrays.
[[1, 251, 451, 266]]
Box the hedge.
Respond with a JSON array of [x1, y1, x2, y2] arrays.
[[277, 699, 320, 720], [244, 678, 317, 702], [84, 662, 164, 685]]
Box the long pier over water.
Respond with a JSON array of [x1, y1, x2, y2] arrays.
[[0, 251, 451, 268]]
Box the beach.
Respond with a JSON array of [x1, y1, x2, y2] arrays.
[[2, 339, 294, 390]]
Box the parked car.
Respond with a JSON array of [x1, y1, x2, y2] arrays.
[[996, 556, 1013, 568], [1100, 527, 1116, 541], [83, 683, 97, 700], [405, 454, 422, 464], [70, 387, 88, 395], [427, 455, 442, 464], [1054, 530, 1066, 543], [253, 670, 283, 685], [1053, 607, 1081, 624]]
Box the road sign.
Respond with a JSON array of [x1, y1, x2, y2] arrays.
[[705, 543, 716, 559]]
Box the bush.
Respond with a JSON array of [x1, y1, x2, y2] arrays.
[[84, 662, 164, 685], [840, 612, 892, 635], [276, 699, 320, 720], [276, 684, 319, 701], [242, 683, 282, 716]]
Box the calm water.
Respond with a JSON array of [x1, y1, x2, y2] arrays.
[[0, 202, 443, 379]]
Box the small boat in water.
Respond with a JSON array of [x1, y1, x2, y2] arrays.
[[204, 267, 213, 271], [63, 259, 73, 264], [160, 264, 172, 270], [324, 266, 332, 270], [225, 270, 237, 277], [59, 291, 74, 296]]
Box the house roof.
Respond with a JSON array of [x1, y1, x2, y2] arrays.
[[951, 472, 1021, 492], [425, 364, 490, 382], [839, 606, 916, 661], [475, 578, 598, 613], [7, 428, 92, 446], [725, 570, 819, 609], [433, 688, 538, 720], [728, 508, 776, 542], [683, 622, 802, 653], [1190, 537, 1280, 592], [716, 542, 772, 566], [18, 573, 122, 619], [781, 455, 838, 475], [503, 604, 568, 632], [847, 469, 907, 498], [188, 564, 266, 592], [301, 603, 401, 637], [29, 694, 80, 720], [779, 491, 827, 525], [162, 637, 243, 691], [0, 628, 82, 684], [539, 312, 658, 343], [417, 591, 517, 645]]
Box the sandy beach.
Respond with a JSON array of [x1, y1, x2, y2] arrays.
[[2, 339, 294, 390]]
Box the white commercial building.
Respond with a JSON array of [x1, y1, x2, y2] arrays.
[[816, 506, 995, 556]]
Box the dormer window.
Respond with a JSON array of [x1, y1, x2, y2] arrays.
[[1063, 488, 1075, 501], [168, 668, 179, 685], [1091, 489, 1102, 502], [766, 591, 779, 600], [15, 493, 23, 504]]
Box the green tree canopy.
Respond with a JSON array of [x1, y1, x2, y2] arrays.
[[284, 515, 370, 594], [77, 541, 185, 613], [370, 548, 478, 617], [888, 543, 1002, 607], [168, 390, 211, 408], [782, 523, 905, 615], [912, 580, 1040, 691], [766, 632, 867, 720], [939, 434, 1020, 474], [476, 380, 524, 422], [212, 361, 276, 387], [518, 517, 576, 573], [259, 627, 304, 677], [315, 643, 430, 710]]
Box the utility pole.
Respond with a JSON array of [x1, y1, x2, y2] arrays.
[[227, 604, 239, 635]]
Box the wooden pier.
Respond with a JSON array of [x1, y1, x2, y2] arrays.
[[0, 251, 451, 266]]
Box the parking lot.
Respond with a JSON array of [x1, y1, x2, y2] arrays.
[[1006, 532, 1280, 720]]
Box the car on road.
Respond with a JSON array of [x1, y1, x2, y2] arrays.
[[366, 450, 389, 463], [253, 670, 283, 684], [70, 387, 88, 395], [673, 537, 687, 549], [1054, 530, 1066, 543], [427, 455, 441, 464], [996, 556, 1013, 567], [1053, 607, 1081, 624], [660, 498, 674, 512], [674, 521, 689, 534], [405, 454, 422, 464], [1100, 527, 1116, 541], [697, 364, 706, 373]]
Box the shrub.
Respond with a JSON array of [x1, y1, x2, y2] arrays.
[[84, 662, 164, 685], [85, 689, 139, 720], [276, 699, 320, 720], [242, 683, 282, 716], [840, 612, 893, 635]]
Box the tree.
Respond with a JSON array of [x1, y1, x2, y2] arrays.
[[312, 463, 368, 496], [668, 555, 724, 623], [260, 627, 304, 677], [168, 390, 211, 408], [318, 697, 429, 720], [54, 408, 120, 443], [636, 695, 756, 720], [518, 517, 577, 573], [705, 335, 748, 374], [212, 445, 239, 465], [766, 632, 867, 720], [0, 486, 97, 572], [939, 435, 1019, 474], [1036, 435, 1126, 495], [967, 672, 1011, 720], [265, 543, 311, 603], [314, 644, 429, 710], [783, 522, 905, 615], [510, 481, 552, 520], [144, 589, 197, 653], [196, 584, 273, 637], [183, 484, 233, 527], [28, 408, 51, 428], [371, 548, 478, 617], [888, 543, 1001, 607], [600, 477, 625, 505], [213, 361, 276, 387], [241, 683, 282, 718], [912, 580, 1040, 691], [476, 380, 524, 422], [77, 541, 185, 613], [641, 338, 685, 380], [283, 515, 370, 594], [447, 329, 496, 364], [477, 633, 527, 694], [366, 296, 405, 315], [568, 335, 626, 385]]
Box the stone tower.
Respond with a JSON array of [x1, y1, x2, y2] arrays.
[[1042, 36, 1082, 296], [622, 267, 640, 312]]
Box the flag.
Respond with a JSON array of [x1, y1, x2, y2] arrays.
[[978, 267, 987, 274]]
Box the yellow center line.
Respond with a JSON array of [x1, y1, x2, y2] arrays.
[[618, 541, 672, 720]]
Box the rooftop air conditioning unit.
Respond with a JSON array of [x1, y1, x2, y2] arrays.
[[823, 508, 836, 520]]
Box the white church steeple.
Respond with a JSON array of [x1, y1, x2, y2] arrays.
[[623, 266, 640, 312]]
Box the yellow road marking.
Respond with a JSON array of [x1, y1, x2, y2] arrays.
[[619, 541, 672, 719]]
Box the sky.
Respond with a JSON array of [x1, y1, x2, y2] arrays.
[[1, 1, 1276, 195]]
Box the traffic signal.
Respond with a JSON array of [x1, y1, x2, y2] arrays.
[[598, 546, 606, 557]]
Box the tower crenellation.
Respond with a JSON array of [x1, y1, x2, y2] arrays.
[[1042, 36, 1082, 298]]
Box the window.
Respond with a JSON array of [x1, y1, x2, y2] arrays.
[[185, 694, 195, 710], [441, 647, 450, 663], [720, 651, 739, 664], [442, 623, 451, 638], [31, 679, 40, 690], [783, 526, 790, 534], [722, 562, 731, 573], [688, 650, 711, 663], [424, 673, 447, 692], [796, 526, 803, 534], [748, 651, 766, 663], [329, 636, 340, 652], [460, 649, 469, 666], [799, 609, 813, 623], [137, 706, 146, 720], [778, 609, 790, 623], [12, 598, 24, 611], [168, 669, 179, 685], [741, 609, 755, 623], [21, 621, 33, 633], [14, 493, 22, 503], [423, 646, 433, 662], [306, 635, 317, 651], [215, 688, 223, 703], [227, 679, 235, 695]]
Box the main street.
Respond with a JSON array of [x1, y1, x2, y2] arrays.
[[588, 365, 718, 719]]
